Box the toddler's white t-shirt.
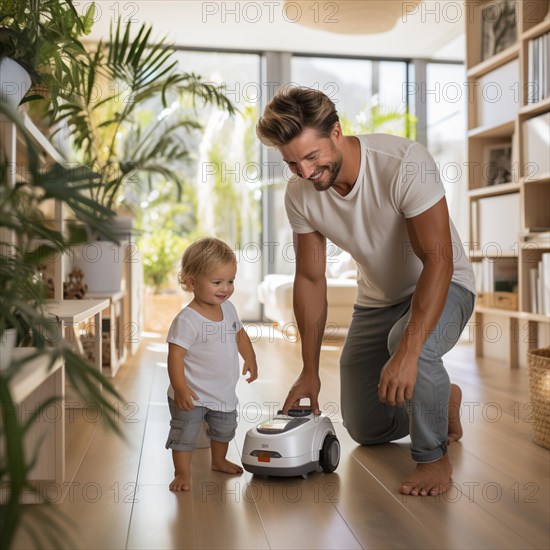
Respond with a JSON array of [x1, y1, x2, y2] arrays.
[[166, 300, 242, 411], [285, 134, 476, 307]]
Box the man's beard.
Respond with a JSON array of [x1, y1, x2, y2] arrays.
[[310, 153, 343, 192]]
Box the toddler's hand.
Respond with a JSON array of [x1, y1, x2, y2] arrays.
[[174, 386, 199, 410], [242, 360, 258, 383]]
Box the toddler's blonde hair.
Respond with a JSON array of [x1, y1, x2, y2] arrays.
[[178, 237, 236, 291]]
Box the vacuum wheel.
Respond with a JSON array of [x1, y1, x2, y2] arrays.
[[320, 434, 340, 473]]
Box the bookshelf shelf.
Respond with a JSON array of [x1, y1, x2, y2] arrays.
[[475, 306, 550, 323], [469, 250, 518, 260], [522, 175, 550, 185], [466, 0, 550, 368], [521, 242, 550, 252], [467, 119, 516, 138], [519, 97, 550, 117], [468, 182, 520, 198], [522, 17, 550, 40], [466, 43, 519, 77]]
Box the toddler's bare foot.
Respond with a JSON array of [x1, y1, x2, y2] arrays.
[[448, 383, 463, 443], [400, 454, 452, 497], [169, 473, 191, 492], [212, 459, 244, 475]]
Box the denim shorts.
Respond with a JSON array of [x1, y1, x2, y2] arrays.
[[165, 397, 238, 452]]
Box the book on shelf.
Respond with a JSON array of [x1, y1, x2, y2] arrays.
[[527, 32, 549, 104], [473, 258, 519, 310], [538, 259, 547, 315], [494, 258, 518, 292], [530, 267, 538, 313], [530, 253, 550, 316], [472, 257, 517, 294], [471, 200, 479, 246]]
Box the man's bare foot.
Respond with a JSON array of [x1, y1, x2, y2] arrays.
[[448, 383, 463, 443], [212, 459, 244, 475], [169, 473, 191, 492], [400, 454, 452, 497]]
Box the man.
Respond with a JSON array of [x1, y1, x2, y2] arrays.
[[256, 87, 476, 497]]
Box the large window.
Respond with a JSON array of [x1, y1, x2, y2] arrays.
[[426, 62, 468, 241], [155, 50, 263, 319], [291, 56, 409, 135], [291, 56, 374, 118]]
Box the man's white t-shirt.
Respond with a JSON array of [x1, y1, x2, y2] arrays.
[[166, 300, 242, 411], [285, 134, 476, 308]]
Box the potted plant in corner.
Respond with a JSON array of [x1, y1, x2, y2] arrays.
[[45, 19, 235, 293], [0, 54, 31, 109], [0, 0, 94, 109]]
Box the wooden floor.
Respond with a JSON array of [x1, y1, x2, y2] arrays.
[[13, 329, 550, 550]]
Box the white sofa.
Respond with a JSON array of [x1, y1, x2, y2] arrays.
[[257, 252, 358, 329]]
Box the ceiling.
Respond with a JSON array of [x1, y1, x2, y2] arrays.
[[88, 0, 465, 60]]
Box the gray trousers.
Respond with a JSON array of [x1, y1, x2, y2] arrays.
[[340, 282, 475, 463]]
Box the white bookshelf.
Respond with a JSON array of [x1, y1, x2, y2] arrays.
[[466, 0, 550, 367]]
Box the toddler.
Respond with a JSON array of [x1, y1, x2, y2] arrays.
[[165, 237, 258, 491]]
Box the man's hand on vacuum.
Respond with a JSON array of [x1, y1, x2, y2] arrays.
[[282, 371, 321, 415]]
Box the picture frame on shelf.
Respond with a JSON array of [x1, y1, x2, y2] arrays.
[[481, 0, 518, 61], [483, 143, 513, 185]]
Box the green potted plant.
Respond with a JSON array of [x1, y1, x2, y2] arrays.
[[46, 19, 235, 293], [0, 0, 94, 108]]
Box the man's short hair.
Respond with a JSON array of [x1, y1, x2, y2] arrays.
[[256, 87, 339, 148]]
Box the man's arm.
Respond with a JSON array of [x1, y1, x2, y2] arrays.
[[378, 197, 454, 407], [282, 230, 327, 414]]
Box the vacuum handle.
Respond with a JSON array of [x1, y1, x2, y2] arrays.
[[277, 408, 313, 417]]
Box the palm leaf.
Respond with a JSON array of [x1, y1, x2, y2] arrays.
[[0, 376, 27, 549]]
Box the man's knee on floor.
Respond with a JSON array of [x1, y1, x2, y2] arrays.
[[346, 425, 379, 445], [344, 417, 409, 446]]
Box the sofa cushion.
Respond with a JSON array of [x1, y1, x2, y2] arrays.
[[326, 251, 356, 279], [258, 274, 358, 304]]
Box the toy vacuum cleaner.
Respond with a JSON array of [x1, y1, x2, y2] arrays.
[[241, 409, 340, 478]]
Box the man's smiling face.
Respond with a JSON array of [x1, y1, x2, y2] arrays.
[[279, 127, 343, 192]]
